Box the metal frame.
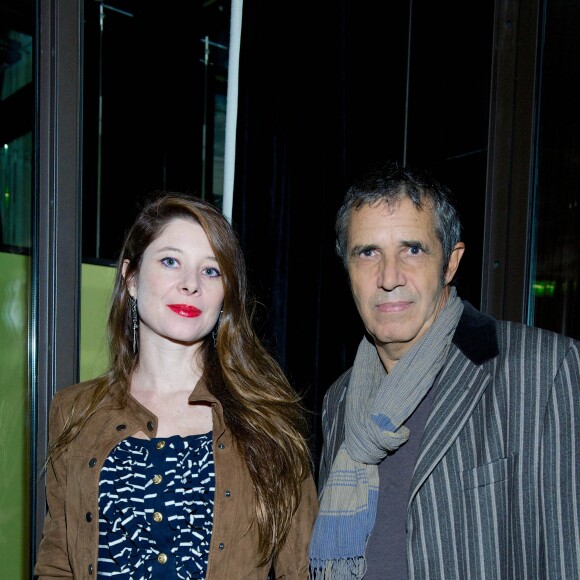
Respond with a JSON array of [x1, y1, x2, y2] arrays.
[[32, 0, 83, 564], [481, 0, 542, 322]]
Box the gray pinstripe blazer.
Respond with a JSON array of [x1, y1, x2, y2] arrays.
[[318, 302, 580, 579]]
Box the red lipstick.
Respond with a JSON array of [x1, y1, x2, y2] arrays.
[[167, 304, 202, 318]]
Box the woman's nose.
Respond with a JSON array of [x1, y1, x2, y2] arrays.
[[180, 272, 200, 294]]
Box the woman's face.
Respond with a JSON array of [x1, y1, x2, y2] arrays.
[[125, 217, 225, 350]]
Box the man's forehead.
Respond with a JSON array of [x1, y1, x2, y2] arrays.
[[348, 198, 436, 237]]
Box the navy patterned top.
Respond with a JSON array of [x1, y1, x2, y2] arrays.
[[97, 433, 215, 578]]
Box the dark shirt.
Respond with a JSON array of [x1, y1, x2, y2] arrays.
[[363, 385, 437, 579]]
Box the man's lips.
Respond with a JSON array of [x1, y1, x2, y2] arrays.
[[376, 301, 412, 314], [167, 304, 202, 318]]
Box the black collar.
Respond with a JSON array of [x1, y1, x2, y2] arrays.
[[452, 301, 499, 365]]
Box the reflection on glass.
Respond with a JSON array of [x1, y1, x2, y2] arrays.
[[82, 0, 230, 263], [1, 29, 32, 250], [530, 2, 580, 339]]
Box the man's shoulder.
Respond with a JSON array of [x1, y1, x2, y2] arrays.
[[324, 367, 353, 406], [495, 318, 580, 356], [329, 367, 353, 391], [457, 300, 579, 365]]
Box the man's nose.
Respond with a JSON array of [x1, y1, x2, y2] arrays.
[[377, 256, 405, 291]]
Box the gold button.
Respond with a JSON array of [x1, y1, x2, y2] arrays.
[[158, 553, 168, 564], [152, 474, 162, 484], [156, 441, 165, 450], [153, 511, 163, 523]]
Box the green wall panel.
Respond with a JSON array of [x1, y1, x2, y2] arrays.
[[0, 251, 30, 578], [80, 263, 115, 381], [0, 255, 114, 578]]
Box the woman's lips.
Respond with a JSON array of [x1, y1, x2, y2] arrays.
[[167, 304, 202, 318]]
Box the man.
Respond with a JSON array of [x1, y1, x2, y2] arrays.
[[309, 164, 580, 579]]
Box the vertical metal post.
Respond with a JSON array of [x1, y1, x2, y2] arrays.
[[222, 0, 242, 222], [32, 0, 83, 563], [481, 0, 541, 321]]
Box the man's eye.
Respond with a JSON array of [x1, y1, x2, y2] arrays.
[[161, 257, 179, 267], [408, 245, 423, 255], [361, 249, 376, 257]]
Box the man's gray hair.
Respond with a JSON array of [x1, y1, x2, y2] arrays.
[[335, 163, 462, 283]]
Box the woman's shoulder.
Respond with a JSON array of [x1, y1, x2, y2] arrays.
[[51, 377, 105, 409]]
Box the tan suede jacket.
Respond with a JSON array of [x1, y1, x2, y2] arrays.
[[35, 379, 318, 579]]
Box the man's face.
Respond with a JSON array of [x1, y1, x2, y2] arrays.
[[347, 197, 464, 370]]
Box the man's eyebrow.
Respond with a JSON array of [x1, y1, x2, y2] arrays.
[[349, 244, 376, 258], [401, 240, 431, 253]]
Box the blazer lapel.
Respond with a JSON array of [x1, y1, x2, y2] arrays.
[[408, 347, 492, 504]]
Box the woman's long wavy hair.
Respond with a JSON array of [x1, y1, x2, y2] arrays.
[[48, 193, 312, 564]]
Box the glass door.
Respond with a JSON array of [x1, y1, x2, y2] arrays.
[[529, 0, 580, 339], [81, 0, 231, 264], [0, 1, 34, 576]]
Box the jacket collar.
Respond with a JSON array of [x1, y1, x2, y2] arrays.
[[452, 300, 499, 365], [188, 378, 227, 439], [123, 378, 227, 440]]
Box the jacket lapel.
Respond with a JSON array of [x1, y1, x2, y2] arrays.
[[408, 301, 499, 503], [408, 348, 491, 503]]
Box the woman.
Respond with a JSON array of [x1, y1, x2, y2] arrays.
[[35, 193, 318, 579]]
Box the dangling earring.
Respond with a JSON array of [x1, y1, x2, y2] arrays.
[[212, 310, 223, 348], [130, 296, 139, 353]]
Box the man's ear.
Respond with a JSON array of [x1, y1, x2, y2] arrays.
[[444, 242, 465, 285], [122, 259, 137, 298]]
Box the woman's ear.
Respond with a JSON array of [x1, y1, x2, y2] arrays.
[[122, 259, 137, 298]]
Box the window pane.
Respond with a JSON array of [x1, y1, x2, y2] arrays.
[[0, 4, 33, 576], [530, 1, 580, 339], [82, 0, 230, 263]]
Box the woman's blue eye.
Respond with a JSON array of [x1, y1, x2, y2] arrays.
[[204, 267, 221, 277], [161, 257, 179, 267]]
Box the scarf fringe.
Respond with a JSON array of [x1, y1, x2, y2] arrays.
[[309, 557, 366, 579]]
